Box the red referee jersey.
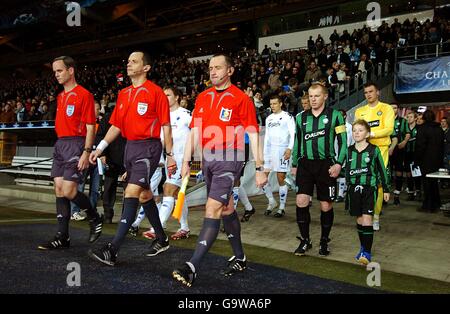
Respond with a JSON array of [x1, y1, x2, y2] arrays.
[[55, 85, 96, 138], [190, 84, 258, 150], [109, 80, 170, 140]]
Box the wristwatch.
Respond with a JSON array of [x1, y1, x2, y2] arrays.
[[165, 151, 174, 157], [255, 166, 264, 172], [83, 147, 92, 153]]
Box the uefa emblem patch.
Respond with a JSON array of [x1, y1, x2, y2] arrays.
[[219, 107, 232, 122], [137, 102, 148, 115], [377, 111, 382, 116], [66, 104, 75, 117]]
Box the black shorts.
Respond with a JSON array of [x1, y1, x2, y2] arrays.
[[296, 158, 337, 202], [203, 149, 244, 205], [391, 147, 406, 172], [123, 139, 162, 190], [346, 185, 377, 216], [404, 151, 414, 173], [51, 137, 85, 183]]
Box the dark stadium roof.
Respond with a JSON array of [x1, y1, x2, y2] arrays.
[[0, 0, 346, 68]]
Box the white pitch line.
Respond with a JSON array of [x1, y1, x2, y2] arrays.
[[0, 218, 55, 223]]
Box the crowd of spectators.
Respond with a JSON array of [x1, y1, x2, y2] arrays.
[[0, 15, 448, 123]]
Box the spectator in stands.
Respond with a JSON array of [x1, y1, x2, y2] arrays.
[[307, 36, 315, 52], [357, 53, 372, 84], [280, 62, 292, 85], [340, 30, 351, 43], [336, 63, 349, 94], [41, 103, 53, 120], [15, 102, 27, 122], [348, 43, 361, 72], [0, 103, 15, 123], [330, 29, 340, 43], [300, 61, 321, 92], [334, 45, 351, 69], [290, 67, 303, 86], [315, 34, 324, 49], [415, 110, 444, 212], [27, 105, 42, 121], [268, 66, 282, 91]]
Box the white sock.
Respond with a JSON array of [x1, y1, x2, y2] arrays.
[[232, 186, 240, 210], [132, 206, 146, 228], [263, 183, 275, 203], [180, 202, 189, 231], [159, 196, 175, 229], [279, 185, 288, 210], [239, 186, 253, 211]]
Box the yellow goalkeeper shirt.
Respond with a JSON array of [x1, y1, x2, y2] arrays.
[[355, 101, 395, 147]]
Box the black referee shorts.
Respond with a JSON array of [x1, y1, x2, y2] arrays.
[[296, 158, 337, 202], [345, 185, 377, 217]]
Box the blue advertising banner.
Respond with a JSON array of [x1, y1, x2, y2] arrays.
[[0, 120, 54, 130], [395, 56, 450, 94]]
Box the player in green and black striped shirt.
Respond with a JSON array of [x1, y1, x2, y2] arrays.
[[346, 119, 390, 265], [389, 103, 411, 205], [405, 111, 421, 201], [291, 83, 347, 257]]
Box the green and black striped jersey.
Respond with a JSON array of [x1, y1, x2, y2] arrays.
[[345, 143, 390, 191], [391, 116, 410, 142], [292, 107, 347, 166], [406, 124, 418, 153]]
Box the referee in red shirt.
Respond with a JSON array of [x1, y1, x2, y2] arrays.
[[38, 56, 104, 250], [88, 51, 176, 266], [172, 54, 267, 287]]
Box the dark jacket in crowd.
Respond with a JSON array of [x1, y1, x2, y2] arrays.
[[444, 129, 450, 156], [415, 121, 444, 174]]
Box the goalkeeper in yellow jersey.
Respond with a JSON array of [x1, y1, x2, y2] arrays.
[[354, 82, 394, 231]]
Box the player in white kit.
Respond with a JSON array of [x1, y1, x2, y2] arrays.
[[141, 86, 192, 240], [262, 94, 296, 217]]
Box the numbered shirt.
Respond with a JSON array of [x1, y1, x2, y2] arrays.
[[170, 107, 192, 157], [189, 84, 258, 150], [109, 80, 170, 141], [55, 85, 95, 138]]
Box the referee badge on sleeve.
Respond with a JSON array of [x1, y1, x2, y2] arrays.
[[137, 102, 148, 115], [219, 107, 232, 122]]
